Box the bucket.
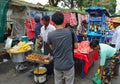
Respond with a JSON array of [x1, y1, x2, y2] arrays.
[[21, 36, 28, 43], [11, 53, 25, 62], [33, 67, 47, 84]]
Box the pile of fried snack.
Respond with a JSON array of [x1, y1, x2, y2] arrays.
[[26, 53, 50, 63]]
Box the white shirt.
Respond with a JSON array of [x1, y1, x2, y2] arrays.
[[111, 26, 120, 50], [77, 25, 82, 33], [40, 24, 55, 42]]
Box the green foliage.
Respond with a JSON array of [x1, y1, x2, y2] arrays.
[[49, 0, 61, 7], [100, 0, 116, 14], [117, 10, 120, 14], [76, 0, 116, 14]]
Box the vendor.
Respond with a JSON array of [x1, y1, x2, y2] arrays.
[[38, 16, 55, 55], [90, 40, 119, 77], [110, 20, 120, 52], [77, 20, 87, 41]]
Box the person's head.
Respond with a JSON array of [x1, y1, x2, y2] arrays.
[[52, 12, 64, 27], [65, 23, 71, 29], [42, 16, 50, 26], [81, 20, 87, 26], [113, 22, 120, 28], [90, 40, 99, 50], [34, 16, 40, 23]]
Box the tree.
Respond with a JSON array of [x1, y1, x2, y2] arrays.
[[49, 0, 60, 7], [97, 0, 116, 14], [77, 0, 89, 10], [59, 0, 75, 9], [76, 0, 116, 14]]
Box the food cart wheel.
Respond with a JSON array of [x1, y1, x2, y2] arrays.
[[15, 63, 28, 72]]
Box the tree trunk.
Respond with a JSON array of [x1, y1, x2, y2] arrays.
[[70, 0, 74, 9]]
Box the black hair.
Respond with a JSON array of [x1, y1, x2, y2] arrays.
[[34, 16, 40, 23], [65, 23, 71, 28], [42, 16, 50, 21], [81, 20, 87, 24], [90, 40, 99, 48], [52, 12, 64, 25]]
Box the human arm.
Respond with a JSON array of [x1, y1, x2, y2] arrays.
[[47, 32, 53, 50], [99, 51, 106, 77], [38, 26, 43, 42], [99, 66, 104, 78], [38, 36, 43, 42], [71, 29, 78, 49], [37, 27, 43, 48], [49, 44, 53, 50], [74, 42, 78, 49]]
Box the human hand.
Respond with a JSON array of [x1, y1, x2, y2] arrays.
[[98, 72, 102, 78]]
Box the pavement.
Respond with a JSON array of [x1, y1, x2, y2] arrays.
[[0, 43, 120, 84]]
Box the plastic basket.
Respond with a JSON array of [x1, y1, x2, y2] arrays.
[[92, 73, 102, 84]]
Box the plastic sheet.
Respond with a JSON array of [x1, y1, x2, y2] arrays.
[[74, 41, 93, 54]]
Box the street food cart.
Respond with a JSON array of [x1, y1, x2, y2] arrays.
[[25, 53, 52, 83], [7, 41, 32, 71], [86, 6, 110, 43]]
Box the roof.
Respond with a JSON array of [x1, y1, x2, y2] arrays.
[[8, 0, 86, 14], [9, 0, 43, 9], [43, 6, 86, 14], [86, 6, 111, 17], [110, 14, 120, 17]]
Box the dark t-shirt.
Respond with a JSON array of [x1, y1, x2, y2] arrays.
[[35, 23, 43, 38], [47, 28, 77, 71]]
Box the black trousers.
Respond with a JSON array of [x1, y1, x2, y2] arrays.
[[43, 42, 54, 75], [44, 42, 53, 55]]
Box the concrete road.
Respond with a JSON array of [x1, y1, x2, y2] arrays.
[[0, 43, 120, 84], [0, 59, 119, 84]]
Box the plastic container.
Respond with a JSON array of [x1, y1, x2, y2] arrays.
[[21, 36, 28, 43]]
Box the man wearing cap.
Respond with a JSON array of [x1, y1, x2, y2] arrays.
[[111, 19, 120, 52]]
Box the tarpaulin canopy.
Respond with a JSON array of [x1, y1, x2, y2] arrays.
[[0, 0, 10, 42]]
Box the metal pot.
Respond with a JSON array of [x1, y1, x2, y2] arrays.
[[10, 53, 25, 62], [34, 67, 47, 83]]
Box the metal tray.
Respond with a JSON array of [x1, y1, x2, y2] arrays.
[[25, 56, 53, 64]]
